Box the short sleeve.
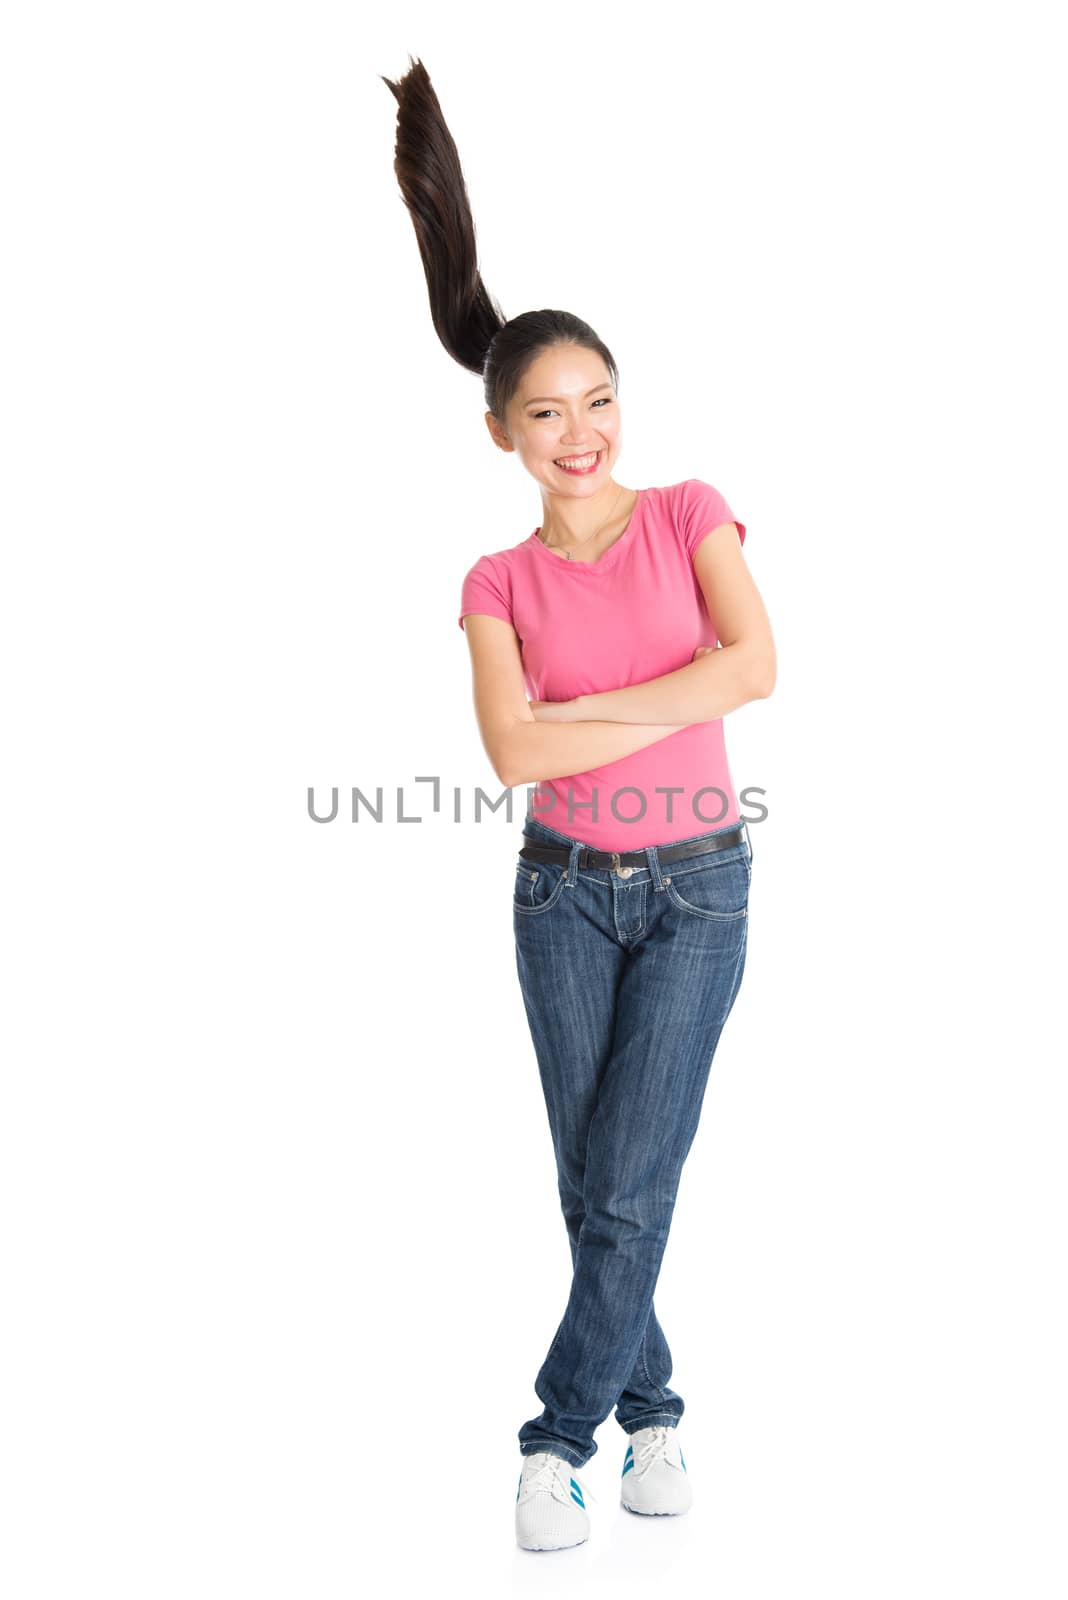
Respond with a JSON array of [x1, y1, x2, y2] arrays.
[[458, 554, 513, 631], [675, 478, 746, 560]]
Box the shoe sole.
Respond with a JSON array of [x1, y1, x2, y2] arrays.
[[621, 1501, 691, 1516], [518, 1535, 590, 1551]]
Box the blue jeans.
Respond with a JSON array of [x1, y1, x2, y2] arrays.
[[514, 812, 753, 1469]]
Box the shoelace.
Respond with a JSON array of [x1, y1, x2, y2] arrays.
[[520, 1452, 599, 1508], [633, 1426, 677, 1480]]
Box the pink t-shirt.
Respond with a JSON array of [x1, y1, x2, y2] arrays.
[[458, 478, 748, 851]]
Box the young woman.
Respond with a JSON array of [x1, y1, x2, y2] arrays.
[[383, 56, 776, 1553]]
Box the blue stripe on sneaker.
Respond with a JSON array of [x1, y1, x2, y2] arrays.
[[569, 1476, 584, 1507]]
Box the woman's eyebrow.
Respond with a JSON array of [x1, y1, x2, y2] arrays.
[[523, 382, 614, 405]]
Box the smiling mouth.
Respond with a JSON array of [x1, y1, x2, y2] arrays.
[[554, 450, 602, 471]]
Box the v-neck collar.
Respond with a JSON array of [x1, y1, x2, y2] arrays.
[[526, 488, 647, 574]]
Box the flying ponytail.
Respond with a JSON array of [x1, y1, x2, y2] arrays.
[[381, 55, 619, 423], [380, 57, 506, 378]]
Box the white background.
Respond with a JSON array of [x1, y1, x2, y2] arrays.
[[3, 2, 1065, 1595]]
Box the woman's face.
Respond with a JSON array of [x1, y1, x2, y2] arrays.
[[487, 343, 623, 497]]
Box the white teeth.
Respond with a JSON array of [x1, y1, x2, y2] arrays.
[[555, 452, 599, 469]]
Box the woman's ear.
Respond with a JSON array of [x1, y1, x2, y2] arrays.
[[485, 411, 514, 452]]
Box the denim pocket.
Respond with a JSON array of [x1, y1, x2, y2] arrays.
[[663, 848, 749, 920], [513, 855, 567, 916]]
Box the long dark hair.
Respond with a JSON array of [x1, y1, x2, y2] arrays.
[[380, 56, 619, 423]]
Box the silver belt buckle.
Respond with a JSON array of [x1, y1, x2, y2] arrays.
[[610, 850, 633, 879]]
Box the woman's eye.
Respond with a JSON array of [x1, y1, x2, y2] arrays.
[[532, 399, 613, 420]]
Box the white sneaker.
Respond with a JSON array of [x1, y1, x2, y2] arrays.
[[620, 1425, 693, 1516], [515, 1450, 597, 1551]]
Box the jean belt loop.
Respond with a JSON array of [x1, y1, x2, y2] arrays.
[[566, 839, 580, 888], [646, 843, 666, 892]]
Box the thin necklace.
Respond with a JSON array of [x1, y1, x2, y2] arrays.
[[539, 482, 626, 560]]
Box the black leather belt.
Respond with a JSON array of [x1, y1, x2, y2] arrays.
[[519, 822, 746, 872]]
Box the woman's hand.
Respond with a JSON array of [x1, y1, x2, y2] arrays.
[[528, 699, 576, 721]]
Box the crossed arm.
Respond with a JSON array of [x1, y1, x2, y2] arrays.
[[463, 524, 777, 789], [531, 640, 768, 725]]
